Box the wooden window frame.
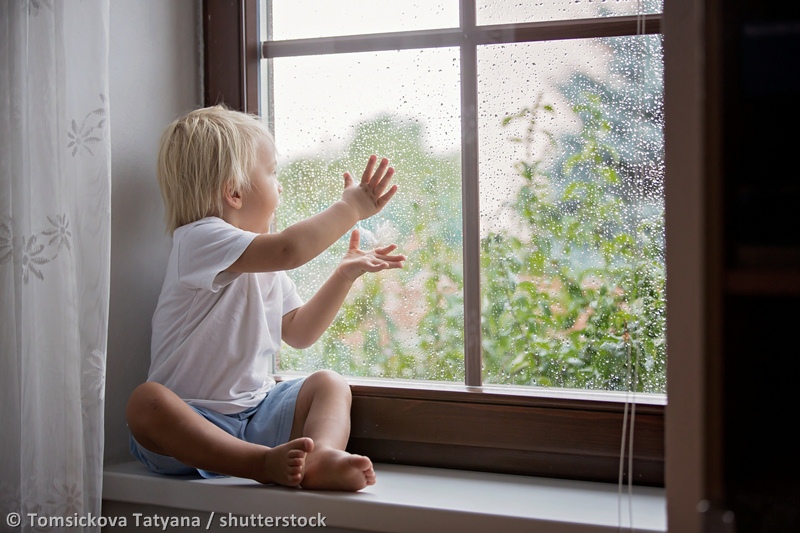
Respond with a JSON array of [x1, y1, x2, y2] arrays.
[[203, 0, 665, 486]]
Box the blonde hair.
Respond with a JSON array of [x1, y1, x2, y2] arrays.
[[157, 105, 274, 233]]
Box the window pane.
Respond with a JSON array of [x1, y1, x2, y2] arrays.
[[263, 0, 459, 41], [264, 49, 464, 381], [476, 0, 663, 25], [478, 36, 666, 392]]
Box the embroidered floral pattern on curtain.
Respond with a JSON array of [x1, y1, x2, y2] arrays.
[[0, 1, 111, 531]]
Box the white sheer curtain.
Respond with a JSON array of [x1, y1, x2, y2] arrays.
[[1, 1, 111, 531]]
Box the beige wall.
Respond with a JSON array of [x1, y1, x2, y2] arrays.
[[105, 0, 202, 464]]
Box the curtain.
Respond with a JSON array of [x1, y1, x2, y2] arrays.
[[1, 1, 111, 531]]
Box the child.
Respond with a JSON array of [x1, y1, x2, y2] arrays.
[[126, 105, 404, 491]]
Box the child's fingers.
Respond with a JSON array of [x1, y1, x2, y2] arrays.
[[343, 171, 354, 189], [376, 184, 398, 208], [348, 229, 361, 250], [375, 166, 395, 192], [377, 260, 404, 270], [360, 155, 378, 185], [372, 251, 405, 264], [373, 243, 398, 254], [374, 253, 404, 264], [367, 157, 390, 188]]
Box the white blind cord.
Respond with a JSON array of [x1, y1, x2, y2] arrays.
[[618, 2, 646, 531], [618, 323, 639, 532]]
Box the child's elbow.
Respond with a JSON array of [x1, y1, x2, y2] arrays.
[[273, 237, 308, 271]]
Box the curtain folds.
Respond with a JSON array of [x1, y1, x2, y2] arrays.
[[1, 1, 111, 531]]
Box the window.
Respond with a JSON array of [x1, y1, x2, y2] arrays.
[[204, 0, 665, 485]]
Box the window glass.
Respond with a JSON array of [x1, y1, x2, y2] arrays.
[[478, 35, 665, 392], [264, 0, 459, 41], [266, 49, 465, 381], [261, 3, 666, 394], [476, 0, 663, 25]]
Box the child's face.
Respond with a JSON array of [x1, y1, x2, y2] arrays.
[[238, 140, 281, 234]]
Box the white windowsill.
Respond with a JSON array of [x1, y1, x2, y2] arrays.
[[103, 461, 666, 533]]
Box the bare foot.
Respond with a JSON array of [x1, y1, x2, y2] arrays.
[[258, 437, 314, 487], [301, 447, 376, 491]]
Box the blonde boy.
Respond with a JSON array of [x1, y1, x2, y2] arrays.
[[126, 105, 403, 491]]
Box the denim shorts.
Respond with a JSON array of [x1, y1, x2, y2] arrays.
[[129, 377, 305, 478]]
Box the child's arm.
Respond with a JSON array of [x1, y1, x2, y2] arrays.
[[281, 229, 405, 349], [228, 155, 397, 273]]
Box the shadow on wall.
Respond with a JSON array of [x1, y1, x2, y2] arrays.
[[105, 163, 171, 465], [104, 0, 201, 466]]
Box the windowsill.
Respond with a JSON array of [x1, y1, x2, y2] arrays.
[[276, 373, 669, 406], [103, 461, 666, 533]]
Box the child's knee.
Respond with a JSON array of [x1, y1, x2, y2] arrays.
[[306, 370, 350, 393], [126, 382, 171, 426], [306, 370, 351, 398]]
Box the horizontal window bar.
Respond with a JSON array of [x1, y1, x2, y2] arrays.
[[276, 374, 667, 411], [262, 14, 662, 58]]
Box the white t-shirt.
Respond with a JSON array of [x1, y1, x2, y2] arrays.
[[148, 217, 303, 414]]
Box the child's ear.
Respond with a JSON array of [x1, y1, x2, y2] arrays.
[[223, 184, 242, 209]]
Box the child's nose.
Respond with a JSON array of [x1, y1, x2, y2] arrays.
[[277, 182, 283, 194]]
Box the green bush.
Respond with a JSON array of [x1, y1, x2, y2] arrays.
[[278, 35, 666, 394]]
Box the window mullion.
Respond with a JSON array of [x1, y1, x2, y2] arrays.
[[460, 0, 481, 387], [260, 0, 274, 126]]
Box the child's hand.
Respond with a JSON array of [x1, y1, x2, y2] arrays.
[[336, 229, 405, 282], [341, 155, 398, 221]]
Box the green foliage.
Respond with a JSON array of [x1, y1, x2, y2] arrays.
[[481, 35, 666, 392], [277, 115, 464, 381], [481, 95, 665, 392], [277, 36, 666, 393]]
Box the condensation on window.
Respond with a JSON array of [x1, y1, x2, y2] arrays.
[[476, 0, 663, 26], [477, 35, 666, 393], [267, 48, 465, 382], [263, 0, 459, 41]]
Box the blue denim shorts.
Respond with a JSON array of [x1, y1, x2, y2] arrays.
[[129, 377, 305, 478]]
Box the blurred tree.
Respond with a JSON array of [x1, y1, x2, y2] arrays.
[[276, 34, 666, 393]]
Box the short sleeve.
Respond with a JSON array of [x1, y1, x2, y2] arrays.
[[279, 271, 304, 315], [176, 218, 258, 292]]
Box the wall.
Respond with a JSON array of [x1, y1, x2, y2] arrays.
[[105, 0, 201, 464]]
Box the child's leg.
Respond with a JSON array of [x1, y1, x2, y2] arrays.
[[289, 370, 376, 491], [126, 382, 313, 486]]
